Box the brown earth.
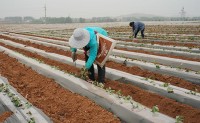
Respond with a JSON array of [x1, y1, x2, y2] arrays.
[[113, 38, 200, 48], [0, 52, 120, 123], [105, 25, 200, 35], [0, 43, 200, 123], [116, 48, 200, 62], [1, 35, 199, 91], [15, 32, 67, 42], [106, 61, 200, 92], [15, 31, 200, 48], [0, 112, 12, 122]]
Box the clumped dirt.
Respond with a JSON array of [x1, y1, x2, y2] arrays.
[[0, 43, 200, 123], [14, 32, 200, 48], [106, 61, 200, 92], [0, 112, 12, 122], [149, 41, 200, 49], [15, 32, 67, 41], [1, 40, 199, 92], [105, 80, 200, 123], [116, 48, 200, 62], [2, 34, 200, 62], [0, 52, 120, 123], [1, 35, 200, 91], [117, 39, 200, 48]]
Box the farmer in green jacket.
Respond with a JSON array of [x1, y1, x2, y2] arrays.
[[69, 27, 108, 83]]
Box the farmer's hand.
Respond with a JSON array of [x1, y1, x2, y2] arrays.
[[71, 52, 77, 62]]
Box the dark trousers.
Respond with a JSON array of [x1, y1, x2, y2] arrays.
[[134, 28, 145, 38], [84, 46, 105, 83], [141, 28, 145, 38]]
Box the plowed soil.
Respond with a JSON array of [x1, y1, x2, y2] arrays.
[[0, 52, 120, 123], [0, 43, 200, 123]]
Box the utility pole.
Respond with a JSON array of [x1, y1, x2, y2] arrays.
[[179, 7, 186, 21], [44, 0, 47, 23]]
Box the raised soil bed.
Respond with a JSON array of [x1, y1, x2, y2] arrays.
[[0, 42, 200, 122], [0, 52, 120, 123]]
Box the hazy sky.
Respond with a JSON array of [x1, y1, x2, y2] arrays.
[[0, 0, 199, 18]]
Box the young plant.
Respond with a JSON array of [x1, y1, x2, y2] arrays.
[[130, 101, 139, 109], [28, 117, 36, 123], [156, 65, 160, 69], [79, 67, 89, 80], [167, 87, 174, 93], [106, 87, 115, 94], [185, 90, 197, 95], [163, 83, 169, 87], [175, 115, 184, 123], [0, 83, 4, 92], [123, 95, 132, 101], [151, 105, 159, 113], [11, 96, 22, 107], [25, 102, 32, 109], [116, 90, 122, 98]]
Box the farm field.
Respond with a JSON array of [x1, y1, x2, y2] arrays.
[[0, 22, 200, 123]]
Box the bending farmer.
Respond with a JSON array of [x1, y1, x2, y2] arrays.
[[69, 27, 108, 83], [129, 21, 145, 40]]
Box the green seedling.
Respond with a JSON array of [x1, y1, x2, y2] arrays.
[[163, 83, 169, 87], [51, 66, 60, 70], [116, 90, 122, 98], [151, 105, 159, 113], [25, 102, 32, 109], [28, 117, 36, 123], [26, 111, 32, 115], [130, 101, 139, 109], [129, 36, 133, 39], [195, 71, 200, 74], [175, 115, 184, 123], [123, 95, 132, 101], [145, 77, 148, 81], [185, 90, 197, 95], [8, 92, 15, 97], [106, 87, 115, 94], [0, 83, 4, 92], [11, 96, 22, 107], [80, 67, 89, 80], [155, 65, 160, 69], [167, 87, 174, 93]]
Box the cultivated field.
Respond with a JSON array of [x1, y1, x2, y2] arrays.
[[0, 21, 200, 123]]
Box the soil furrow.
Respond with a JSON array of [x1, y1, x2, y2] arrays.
[[0, 43, 200, 123], [0, 35, 199, 92], [0, 52, 120, 123]]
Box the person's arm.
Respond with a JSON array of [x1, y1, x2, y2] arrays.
[[70, 47, 77, 52], [85, 43, 98, 69], [70, 48, 77, 62]]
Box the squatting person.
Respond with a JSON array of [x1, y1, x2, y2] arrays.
[[69, 27, 108, 83]]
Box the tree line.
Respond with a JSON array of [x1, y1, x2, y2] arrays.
[[1, 16, 200, 24]]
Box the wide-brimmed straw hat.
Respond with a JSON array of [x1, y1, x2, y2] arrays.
[[69, 28, 90, 49]]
